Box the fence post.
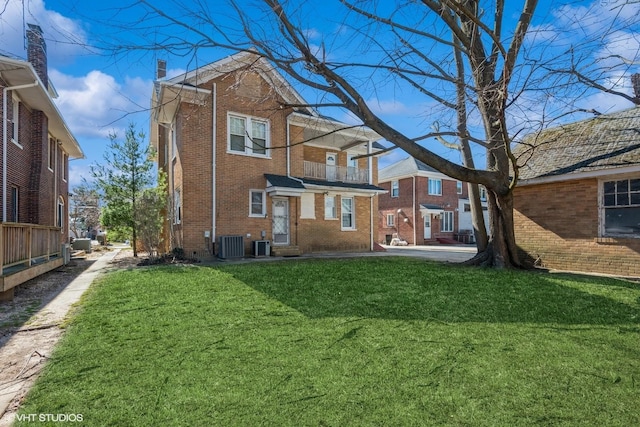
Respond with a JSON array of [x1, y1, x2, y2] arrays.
[[26, 225, 32, 267]]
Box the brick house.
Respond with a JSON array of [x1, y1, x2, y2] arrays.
[[150, 52, 386, 258], [513, 106, 640, 277], [377, 157, 487, 245], [0, 25, 84, 299]]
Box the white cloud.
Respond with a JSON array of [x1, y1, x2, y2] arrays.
[[0, 0, 89, 65], [49, 69, 152, 139], [367, 99, 410, 116]]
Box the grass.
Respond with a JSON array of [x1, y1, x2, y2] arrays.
[[16, 257, 640, 426]]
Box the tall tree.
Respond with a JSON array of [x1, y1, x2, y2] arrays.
[[91, 123, 158, 257], [105, 0, 638, 266]]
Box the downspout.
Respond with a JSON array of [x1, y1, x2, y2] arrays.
[[2, 80, 38, 222], [211, 82, 217, 252], [370, 194, 375, 251], [412, 175, 416, 245]]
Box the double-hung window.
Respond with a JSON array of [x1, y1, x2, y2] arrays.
[[441, 211, 454, 232], [428, 178, 442, 195], [324, 195, 337, 219], [250, 190, 266, 217], [229, 114, 269, 157], [48, 137, 55, 171], [386, 214, 395, 227], [457, 181, 463, 194], [391, 180, 399, 197], [11, 95, 20, 146], [602, 178, 640, 237], [341, 197, 355, 230]]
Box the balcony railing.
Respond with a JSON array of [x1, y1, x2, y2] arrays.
[[1, 223, 62, 275], [303, 161, 369, 184]]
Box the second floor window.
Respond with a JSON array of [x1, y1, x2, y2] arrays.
[[457, 181, 463, 194], [391, 180, 399, 197], [428, 178, 442, 196], [229, 114, 269, 157], [11, 95, 20, 146]]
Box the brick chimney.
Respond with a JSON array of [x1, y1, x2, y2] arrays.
[[632, 73, 640, 105], [26, 23, 47, 89]]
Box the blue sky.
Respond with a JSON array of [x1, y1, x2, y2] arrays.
[[1, 0, 639, 188]]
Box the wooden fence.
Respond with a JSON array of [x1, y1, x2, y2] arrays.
[[0, 223, 62, 275]]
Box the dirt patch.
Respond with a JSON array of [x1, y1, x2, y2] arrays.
[[0, 248, 138, 425]]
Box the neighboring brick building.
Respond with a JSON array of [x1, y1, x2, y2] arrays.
[[150, 51, 385, 257], [377, 157, 486, 245], [1, 25, 84, 299], [513, 106, 640, 277]]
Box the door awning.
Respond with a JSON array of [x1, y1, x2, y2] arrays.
[[419, 204, 444, 217]]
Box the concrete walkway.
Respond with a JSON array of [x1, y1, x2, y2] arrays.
[[0, 250, 119, 425]]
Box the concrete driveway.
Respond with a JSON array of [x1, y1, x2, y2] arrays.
[[378, 244, 477, 262]]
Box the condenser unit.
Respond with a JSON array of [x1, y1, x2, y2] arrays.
[[218, 235, 244, 259], [252, 240, 270, 257]]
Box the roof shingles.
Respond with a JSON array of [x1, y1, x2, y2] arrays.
[[514, 107, 640, 181]]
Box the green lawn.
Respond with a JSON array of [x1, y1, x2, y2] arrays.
[[16, 258, 640, 426]]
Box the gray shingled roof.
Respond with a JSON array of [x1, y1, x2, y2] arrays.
[[514, 107, 640, 181]]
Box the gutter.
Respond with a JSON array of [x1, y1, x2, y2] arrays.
[[3, 80, 38, 222]]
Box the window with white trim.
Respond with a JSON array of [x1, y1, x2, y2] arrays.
[[457, 181, 463, 194], [48, 137, 55, 171], [324, 195, 337, 219], [250, 190, 266, 217], [229, 113, 269, 157], [428, 178, 442, 195], [341, 197, 355, 230], [479, 186, 487, 201], [11, 94, 19, 145], [441, 211, 454, 232], [391, 180, 399, 197], [57, 196, 65, 230], [62, 153, 68, 181], [603, 178, 640, 237], [386, 213, 395, 227]]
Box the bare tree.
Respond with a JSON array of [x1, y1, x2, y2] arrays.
[[100, 0, 638, 267], [69, 181, 100, 239]]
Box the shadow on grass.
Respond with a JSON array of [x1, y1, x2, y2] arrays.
[[215, 257, 640, 325]]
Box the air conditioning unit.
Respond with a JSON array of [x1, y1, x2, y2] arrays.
[[218, 235, 244, 259], [253, 240, 270, 257]]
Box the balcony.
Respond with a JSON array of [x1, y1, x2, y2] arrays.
[[303, 161, 369, 184], [1, 223, 66, 300]]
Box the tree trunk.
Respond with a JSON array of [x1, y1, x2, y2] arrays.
[[463, 189, 521, 268], [132, 225, 138, 257]]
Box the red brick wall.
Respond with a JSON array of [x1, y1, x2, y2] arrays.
[[514, 178, 640, 277], [164, 67, 379, 256], [0, 87, 69, 241], [378, 175, 464, 244]]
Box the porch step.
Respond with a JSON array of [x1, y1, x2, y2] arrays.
[[271, 246, 302, 257]]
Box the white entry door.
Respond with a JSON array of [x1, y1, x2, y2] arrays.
[[326, 153, 337, 181], [272, 198, 289, 245], [424, 215, 432, 239]]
